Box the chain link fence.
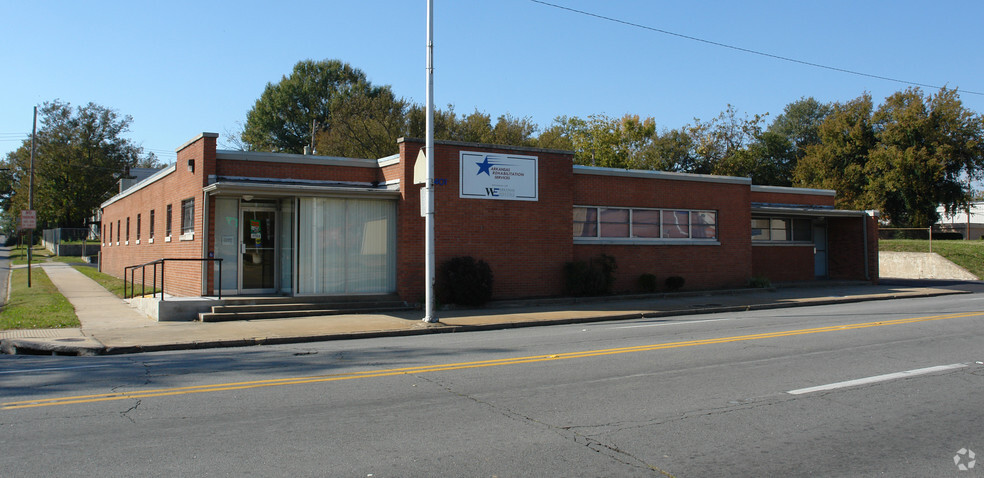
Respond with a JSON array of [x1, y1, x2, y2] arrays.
[[42, 228, 100, 258]]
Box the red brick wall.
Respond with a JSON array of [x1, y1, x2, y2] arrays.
[[396, 139, 574, 301], [751, 245, 815, 282], [828, 215, 877, 281], [215, 159, 380, 183], [101, 134, 214, 296], [572, 174, 753, 291], [751, 190, 835, 207]]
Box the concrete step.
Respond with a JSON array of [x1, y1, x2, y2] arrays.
[[198, 305, 414, 322], [209, 300, 408, 314]]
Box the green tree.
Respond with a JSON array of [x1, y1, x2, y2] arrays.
[[767, 97, 832, 159], [793, 88, 984, 227], [682, 105, 765, 176], [555, 114, 657, 168], [3, 100, 143, 229], [793, 93, 876, 209], [864, 87, 984, 227], [316, 86, 412, 158], [242, 59, 387, 153]]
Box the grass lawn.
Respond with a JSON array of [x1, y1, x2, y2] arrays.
[[72, 265, 160, 298], [0, 267, 79, 330], [8, 245, 55, 265], [880, 239, 984, 279]]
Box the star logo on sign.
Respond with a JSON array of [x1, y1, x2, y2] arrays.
[[954, 448, 976, 471], [476, 156, 496, 176]]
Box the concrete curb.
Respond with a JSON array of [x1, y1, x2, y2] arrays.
[[4, 288, 964, 356], [0, 336, 105, 356]]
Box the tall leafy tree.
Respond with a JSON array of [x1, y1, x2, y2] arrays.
[[793, 93, 876, 209], [3, 100, 143, 229], [555, 114, 658, 168], [864, 87, 984, 226], [242, 59, 387, 153], [316, 86, 412, 158], [793, 88, 984, 227], [767, 97, 832, 159]]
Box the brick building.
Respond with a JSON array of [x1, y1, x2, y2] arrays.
[[100, 132, 878, 307]]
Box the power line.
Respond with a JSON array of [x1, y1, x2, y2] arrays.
[[530, 0, 983, 96]]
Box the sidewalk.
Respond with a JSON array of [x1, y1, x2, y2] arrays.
[[0, 262, 971, 355]]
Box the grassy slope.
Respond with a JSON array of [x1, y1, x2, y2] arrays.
[[72, 265, 160, 298], [0, 267, 79, 330], [880, 239, 984, 279]]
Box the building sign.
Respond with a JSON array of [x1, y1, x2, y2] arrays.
[[20, 210, 36, 230], [459, 151, 538, 201]]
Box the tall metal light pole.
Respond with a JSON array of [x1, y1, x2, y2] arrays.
[[422, 0, 437, 323]]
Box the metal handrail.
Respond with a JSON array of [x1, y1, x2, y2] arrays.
[[124, 258, 223, 301]]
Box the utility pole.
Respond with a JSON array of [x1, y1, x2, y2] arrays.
[[28, 106, 36, 287], [422, 0, 437, 323]]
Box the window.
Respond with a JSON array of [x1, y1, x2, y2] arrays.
[[662, 210, 690, 238], [631, 209, 661, 238], [751, 218, 770, 241], [573, 207, 597, 238], [574, 207, 718, 241], [108, 224, 112, 244], [117, 220, 121, 245], [599, 208, 629, 237], [136, 214, 141, 242], [181, 198, 195, 236], [126, 217, 130, 243], [792, 219, 812, 241], [692, 211, 718, 239], [149, 209, 155, 240], [770, 218, 788, 241], [752, 217, 813, 242], [165, 204, 172, 237]]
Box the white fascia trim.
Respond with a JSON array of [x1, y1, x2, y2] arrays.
[[751, 185, 836, 196], [377, 154, 400, 167], [573, 165, 751, 185], [101, 165, 177, 208], [176, 132, 219, 153], [215, 150, 380, 168]]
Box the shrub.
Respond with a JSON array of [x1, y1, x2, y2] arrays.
[[748, 276, 771, 288], [564, 254, 617, 296], [665, 276, 685, 291], [435, 256, 493, 306], [638, 273, 658, 293]]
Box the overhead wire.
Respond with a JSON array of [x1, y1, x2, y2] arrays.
[[530, 0, 983, 96]]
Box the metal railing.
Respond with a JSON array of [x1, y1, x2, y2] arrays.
[[124, 258, 223, 300]]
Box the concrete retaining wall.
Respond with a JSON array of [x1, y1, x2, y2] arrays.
[[878, 252, 978, 280]]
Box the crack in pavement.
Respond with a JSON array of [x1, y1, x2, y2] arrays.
[[414, 375, 676, 477], [120, 399, 141, 424]]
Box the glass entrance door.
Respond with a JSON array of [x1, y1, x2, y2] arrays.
[[241, 208, 277, 293]]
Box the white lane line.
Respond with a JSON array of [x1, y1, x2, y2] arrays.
[[787, 363, 969, 395], [614, 318, 733, 329], [0, 364, 112, 375]]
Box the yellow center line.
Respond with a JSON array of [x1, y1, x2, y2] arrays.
[[4, 311, 981, 410]]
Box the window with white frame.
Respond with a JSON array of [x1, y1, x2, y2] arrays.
[[181, 198, 194, 236], [574, 207, 718, 240], [751, 217, 812, 242]]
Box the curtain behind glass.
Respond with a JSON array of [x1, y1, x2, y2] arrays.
[[298, 198, 395, 295]]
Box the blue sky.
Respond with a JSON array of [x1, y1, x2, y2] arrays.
[[2, 0, 982, 165]]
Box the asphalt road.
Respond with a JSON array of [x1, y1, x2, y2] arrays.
[[2, 293, 983, 477]]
